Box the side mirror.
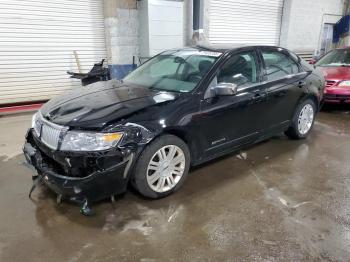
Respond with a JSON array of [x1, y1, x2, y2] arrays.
[[309, 59, 317, 65], [212, 82, 238, 96], [309, 54, 320, 65]]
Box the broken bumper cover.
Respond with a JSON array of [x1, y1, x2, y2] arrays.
[[23, 129, 135, 203]]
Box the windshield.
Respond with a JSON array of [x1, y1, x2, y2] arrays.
[[123, 49, 221, 92], [316, 49, 350, 67]]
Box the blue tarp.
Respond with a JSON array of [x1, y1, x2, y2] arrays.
[[333, 14, 350, 43]]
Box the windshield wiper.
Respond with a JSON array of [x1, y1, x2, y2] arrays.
[[147, 77, 180, 93]]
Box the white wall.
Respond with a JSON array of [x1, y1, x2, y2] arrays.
[[149, 0, 184, 56], [280, 0, 343, 54], [139, 0, 184, 57]]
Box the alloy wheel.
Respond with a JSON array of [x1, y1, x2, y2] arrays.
[[298, 103, 314, 135], [146, 145, 186, 193]]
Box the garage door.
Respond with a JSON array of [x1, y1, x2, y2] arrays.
[[209, 0, 284, 45], [0, 0, 106, 105]]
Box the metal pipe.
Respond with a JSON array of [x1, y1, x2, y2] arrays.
[[193, 0, 203, 33]]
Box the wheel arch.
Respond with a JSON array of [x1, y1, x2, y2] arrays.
[[303, 94, 320, 111], [158, 128, 198, 165], [287, 93, 319, 129]]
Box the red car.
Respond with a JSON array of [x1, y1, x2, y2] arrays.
[[312, 47, 350, 103]]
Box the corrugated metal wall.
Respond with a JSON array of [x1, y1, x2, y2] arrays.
[[0, 0, 106, 105], [209, 0, 284, 45]]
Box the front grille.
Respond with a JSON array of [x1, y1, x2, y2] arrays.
[[34, 113, 67, 150], [325, 80, 337, 88], [41, 124, 63, 150], [324, 94, 350, 99]]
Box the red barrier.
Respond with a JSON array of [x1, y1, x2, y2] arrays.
[[0, 103, 42, 114]]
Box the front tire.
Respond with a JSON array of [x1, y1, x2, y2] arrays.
[[285, 99, 316, 139], [132, 134, 190, 199]]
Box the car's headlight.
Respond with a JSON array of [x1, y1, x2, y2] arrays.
[[338, 80, 350, 87], [60, 131, 124, 151]]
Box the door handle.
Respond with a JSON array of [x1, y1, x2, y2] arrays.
[[250, 92, 266, 101], [298, 81, 307, 88]]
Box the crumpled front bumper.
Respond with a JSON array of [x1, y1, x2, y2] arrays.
[[23, 129, 135, 204]]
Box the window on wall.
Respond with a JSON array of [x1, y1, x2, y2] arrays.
[[217, 52, 258, 88], [262, 51, 299, 81]]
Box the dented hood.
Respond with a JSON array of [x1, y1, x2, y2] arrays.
[[40, 80, 179, 129]]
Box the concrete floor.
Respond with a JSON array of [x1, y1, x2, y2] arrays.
[[0, 105, 350, 261]]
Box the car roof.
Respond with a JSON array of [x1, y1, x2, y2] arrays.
[[195, 44, 244, 53], [164, 45, 291, 58], [194, 44, 285, 53]]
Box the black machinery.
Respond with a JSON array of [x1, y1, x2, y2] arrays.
[[67, 59, 110, 86]]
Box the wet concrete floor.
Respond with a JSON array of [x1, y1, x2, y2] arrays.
[[0, 105, 350, 261]]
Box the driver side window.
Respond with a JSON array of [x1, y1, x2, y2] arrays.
[[217, 51, 258, 88]]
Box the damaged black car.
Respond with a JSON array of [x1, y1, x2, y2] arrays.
[[23, 45, 324, 215]]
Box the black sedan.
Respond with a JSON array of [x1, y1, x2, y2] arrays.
[[23, 45, 325, 215]]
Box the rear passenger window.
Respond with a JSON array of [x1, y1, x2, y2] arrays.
[[262, 51, 299, 81]]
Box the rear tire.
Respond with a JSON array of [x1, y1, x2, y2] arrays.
[[285, 99, 316, 139], [132, 134, 190, 199]]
